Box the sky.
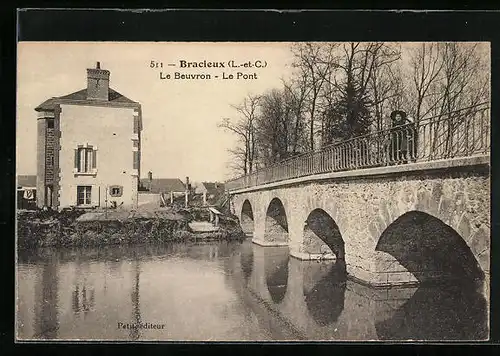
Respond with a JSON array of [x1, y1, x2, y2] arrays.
[[17, 42, 295, 183]]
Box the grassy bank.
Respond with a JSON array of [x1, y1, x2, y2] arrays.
[[17, 208, 246, 249]]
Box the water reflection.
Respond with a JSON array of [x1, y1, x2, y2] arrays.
[[240, 241, 254, 283], [33, 253, 59, 339], [17, 241, 489, 341], [185, 241, 240, 260], [72, 285, 96, 315], [242, 242, 488, 340], [129, 257, 141, 341], [264, 247, 289, 304], [376, 282, 488, 340], [303, 261, 346, 327]]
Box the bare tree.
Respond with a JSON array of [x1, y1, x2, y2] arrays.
[[291, 42, 401, 145], [386, 60, 411, 122], [408, 43, 444, 122], [291, 42, 338, 151], [222, 42, 490, 177], [437, 43, 488, 113], [256, 88, 289, 164], [322, 42, 380, 141], [367, 43, 402, 131], [406, 42, 489, 157], [318, 79, 341, 146], [282, 78, 309, 155], [434, 43, 489, 155], [218, 94, 261, 175], [225, 146, 249, 176]]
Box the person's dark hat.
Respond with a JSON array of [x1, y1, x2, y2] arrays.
[[390, 110, 407, 121]]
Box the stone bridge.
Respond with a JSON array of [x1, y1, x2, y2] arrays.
[[229, 156, 490, 288]]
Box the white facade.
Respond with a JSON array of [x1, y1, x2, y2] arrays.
[[58, 104, 139, 209]]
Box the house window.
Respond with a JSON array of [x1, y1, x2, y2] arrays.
[[109, 185, 123, 197], [47, 119, 54, 129], [75, 147, 96, 173], [77, 186, 92, 206]]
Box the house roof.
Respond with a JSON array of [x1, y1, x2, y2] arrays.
[[140, 178, 186, 193], [35, 88, 138, 112], [17, 175, 37, 188], [201, 182, 225, 194]]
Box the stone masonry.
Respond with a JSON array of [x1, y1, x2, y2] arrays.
[[230, 157, 490, 288]]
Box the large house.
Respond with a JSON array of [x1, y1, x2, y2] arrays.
[[35, 62, 143, 210]]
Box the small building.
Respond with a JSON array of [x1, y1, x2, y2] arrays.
[[195, 182, 225, 205], [17, 175, 37, 210], [139, 172, 186, 195], [138, 172, 187, 208], [35, 62, 143, 210]]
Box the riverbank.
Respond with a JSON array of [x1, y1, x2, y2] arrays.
[[17, 207, 246, 249]]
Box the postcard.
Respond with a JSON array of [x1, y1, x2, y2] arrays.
[[16, 39, 491, 342]]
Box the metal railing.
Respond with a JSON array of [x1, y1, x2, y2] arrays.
[[226, 103, 490, 191]]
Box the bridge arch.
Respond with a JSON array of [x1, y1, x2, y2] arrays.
[[303, 209, 346, 268], [375, 210, 484, 284], [240, 199, 255, 236], [264, 198, 289, 243]]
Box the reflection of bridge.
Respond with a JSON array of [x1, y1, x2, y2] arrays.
[[226, 241, 488, 341], [227, 104, 490, 289]]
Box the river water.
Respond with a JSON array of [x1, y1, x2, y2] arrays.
[[16, 239, 488, 341]]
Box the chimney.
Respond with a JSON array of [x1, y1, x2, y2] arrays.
[[87, 61, 110, 101], [185, 176, 190, 191]]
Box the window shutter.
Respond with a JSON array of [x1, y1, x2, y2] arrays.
[[92, 149, 97, 169], [133, 116, 139, 134], [91, 185, 100, 207], [74, 149, 79, 169]]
